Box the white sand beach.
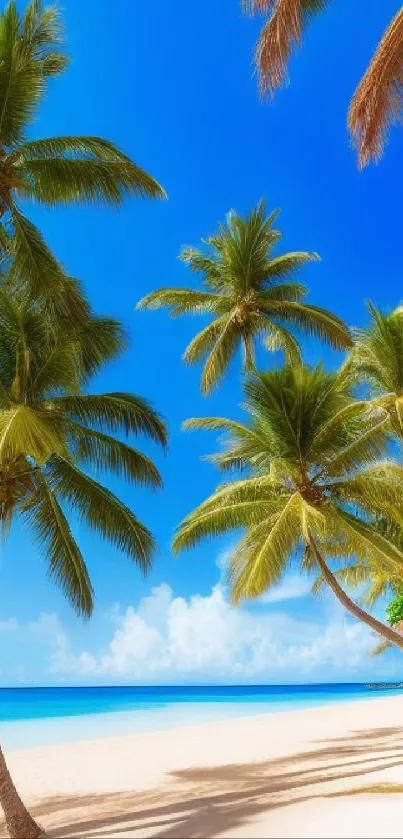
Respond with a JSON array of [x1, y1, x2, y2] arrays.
[[1, 694, 403, 838]]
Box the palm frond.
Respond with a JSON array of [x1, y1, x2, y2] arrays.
[[322, 407, 390, 478], [201, 319, 239, 394], [48, 393, 167, 448], [15, 136, 135, 162], [9, 204, 67, 299], [183, 315, 232, 364], [372, 639, 393, 656], [136, 288, 217, 316], [230, 492, 302, 602], [48, 455, 155, 573], [19, 155, 166, 205], [264, 323, 302, 365], [266, 300, 352, 350], [0, 405, 65, 466], [73, 316, 128, 379], [0, 2, 42, 144], [330, 463, 403, 521], [312, 564, 373, 596], [173, 477, 287, 553], [254, 0, 329, 97], [328, 508, 403, 572], [259, 282, 307, 302], [311, 401, 377, 462], [24, 472, 93, 616], [264, 251, 319, 281], [67, 421, 162, 488], [22, 0, 68, 78], [348, 7, 403, 168], [30, 341, 83, 397]]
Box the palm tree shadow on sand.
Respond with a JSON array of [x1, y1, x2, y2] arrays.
[[4, 724, 403, 839]]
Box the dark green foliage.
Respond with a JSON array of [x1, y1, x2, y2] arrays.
[[0, 0, 166, 307], [0, 287, 166, 617]]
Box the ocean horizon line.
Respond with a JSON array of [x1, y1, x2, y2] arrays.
[[0, 679, 393, 690]]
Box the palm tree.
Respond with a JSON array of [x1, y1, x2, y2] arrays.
[[0, 288, 166, 839], [137, 201, 351, 394], [339, 302, 403, 654], [345, 302, 403, 438], [313, 554, 403, 656], [0, 0, 166, 306], [242, 1, 403, 167], [173, 364, 403, 651]]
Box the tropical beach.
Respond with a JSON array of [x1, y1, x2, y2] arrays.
[[1, 0, 403, 837], [1, 694, 403, 838]]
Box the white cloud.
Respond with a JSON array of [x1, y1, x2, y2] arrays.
[[258, 575, 312, 604], [45, 582, 387, 682]]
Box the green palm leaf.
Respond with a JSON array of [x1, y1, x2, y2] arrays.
[[201, 319, 239, 394], [19, 155, 165, 205], [31, 341, 83, 397], [24, 473, 93, 617], [49, 393, 167, 447], [137, 288, 218, 316], [9, 204, 67, 298], [67, 422, 162, 488], [183, 315, 232, 364], [48, 455, 155, 572], [230, 492, 302, 603], [0, 287, 166, 619], [263, 251, 319, 281], [263, 300, 352, 350], [327, 508, 403, 571], [264, 323, 302, 365], [329, 463, 403, 521], [0, 405, 65, 465]]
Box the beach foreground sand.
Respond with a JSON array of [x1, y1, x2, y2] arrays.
[[2, 695, 403, 838]]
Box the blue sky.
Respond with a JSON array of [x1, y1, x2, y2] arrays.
[[1, 0, 403, 685]]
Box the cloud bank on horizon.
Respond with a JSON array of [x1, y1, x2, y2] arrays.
[[0, 566, 400, 685]]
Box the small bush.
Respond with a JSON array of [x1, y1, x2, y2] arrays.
[[386, 594, 403, 627]]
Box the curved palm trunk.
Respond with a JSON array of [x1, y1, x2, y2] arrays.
[[308, 534, 403, 650], [0, 745, 43, 838]]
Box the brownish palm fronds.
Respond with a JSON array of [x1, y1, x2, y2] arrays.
[[244, 1, 403, 167], [348, 7, 403, 168], [255, 0, 303, 96]]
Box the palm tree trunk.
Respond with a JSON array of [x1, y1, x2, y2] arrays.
[[242, 335, 257, 375], [0, 745, 43, 838], [308, 533, 403, 650]]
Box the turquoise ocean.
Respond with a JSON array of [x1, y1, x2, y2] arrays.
[[0, 683, 401, 751]]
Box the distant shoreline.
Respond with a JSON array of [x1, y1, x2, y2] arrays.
[[1, 682, 402, 752]]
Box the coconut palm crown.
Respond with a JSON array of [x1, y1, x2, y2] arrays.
[[174, 364, 403, 648], [137, 201, 352, 394], [345, 302, 403, 438], [0, 286, 167, 617], [0, 0, 165, 305], [243, 1, 403, 167]]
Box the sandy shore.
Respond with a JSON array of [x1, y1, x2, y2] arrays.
[[2, 695, 403, 837]]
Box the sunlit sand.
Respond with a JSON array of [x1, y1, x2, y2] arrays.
[[2, 695, 403, 837]]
